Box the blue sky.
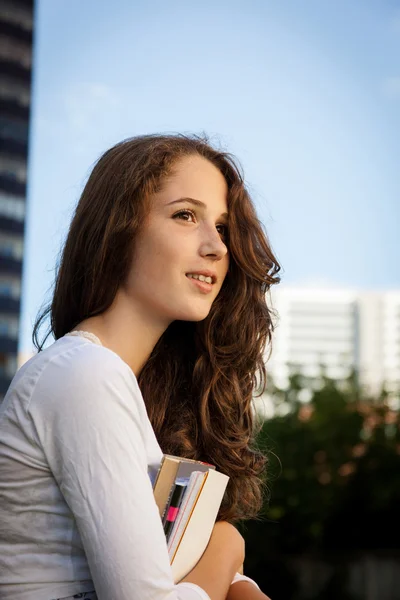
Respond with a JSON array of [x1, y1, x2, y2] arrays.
[[20, 0, 400, 353]]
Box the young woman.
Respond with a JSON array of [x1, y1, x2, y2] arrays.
[[0, 134, 280, 600]]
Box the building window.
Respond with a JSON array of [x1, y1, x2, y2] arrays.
[[0, 35, 32, 68], [0, 192, 25, 221], [0, 117, 29, 144], [0, 76, 30, 107], [0, 157, 27, 183], [0, 282, 13, 296], [0, 351, 17, 377], [0, 315, 18, 338], [0, 276, 20, 298], [0, 243, 13, 257], [0, 351, 7, 376], [0, 233, 23, 260], [0, 2, 33, 31]]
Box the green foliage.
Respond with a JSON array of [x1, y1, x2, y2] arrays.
[[239, 368, 400, 598]]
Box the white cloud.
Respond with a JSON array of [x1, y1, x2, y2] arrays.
[[382, 76, 400, 100]]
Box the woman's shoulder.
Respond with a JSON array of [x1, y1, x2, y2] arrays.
[[20, 335, 134, 385], [10, 336, 143, 419], [0, 337, 146, 458]]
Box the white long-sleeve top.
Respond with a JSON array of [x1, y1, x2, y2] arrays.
[[0, 334, 257, 600]]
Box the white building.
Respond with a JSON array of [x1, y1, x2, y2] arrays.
[[265, 284, 400, 398], [381, 291, 400, 395]]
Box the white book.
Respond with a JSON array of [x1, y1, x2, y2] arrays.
[[169, 469, 229, 582], [168, 471, 206, 557]]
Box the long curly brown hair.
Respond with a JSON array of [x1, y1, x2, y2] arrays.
[[33, 133, 281, 522]]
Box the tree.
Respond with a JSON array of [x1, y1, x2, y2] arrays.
[[240, 368, 400, 599]]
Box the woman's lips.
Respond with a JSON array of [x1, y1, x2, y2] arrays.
[[186, 274, 213, 294]]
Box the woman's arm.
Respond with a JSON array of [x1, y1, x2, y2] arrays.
[[30, 345, 216, 600], [180, 522, 244, 600], [226, 581, 271, 600]]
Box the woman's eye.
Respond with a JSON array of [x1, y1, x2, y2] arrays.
[[216, 224, 228, 239], [173, 211, 228, 240], [173, 209, 196, 222]]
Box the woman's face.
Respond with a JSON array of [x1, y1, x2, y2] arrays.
[[123, 154, 229, 325]]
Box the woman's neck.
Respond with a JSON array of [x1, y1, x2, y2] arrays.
[[73, 288, 170, 377]]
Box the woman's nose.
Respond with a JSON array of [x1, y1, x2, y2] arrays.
[[199, 226, 228, 260]]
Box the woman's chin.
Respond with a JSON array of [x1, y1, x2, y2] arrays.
[[173, 306, 212, 322]]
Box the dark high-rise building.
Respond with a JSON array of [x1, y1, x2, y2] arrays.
[[0, 0, 34, 397]]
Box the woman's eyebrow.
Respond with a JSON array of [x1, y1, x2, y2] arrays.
[[167, 197, 228, 220]]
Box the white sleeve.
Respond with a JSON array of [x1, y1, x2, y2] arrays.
[[231, 573, 260, 589], [29, 345, 210, 600]]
